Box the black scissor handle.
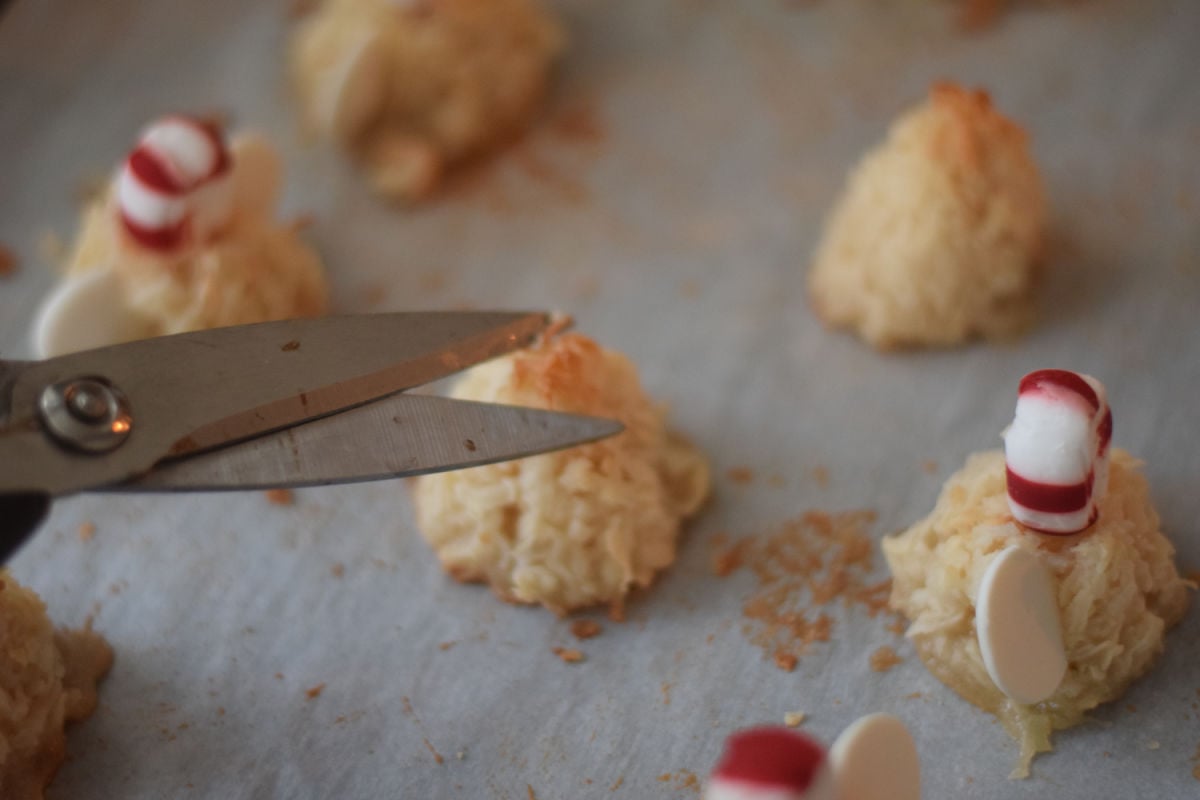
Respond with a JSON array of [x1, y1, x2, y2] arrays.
[[0, 491, 50, 564]]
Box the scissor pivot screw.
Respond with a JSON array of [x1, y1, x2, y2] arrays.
[[39, 378, 133, 453]]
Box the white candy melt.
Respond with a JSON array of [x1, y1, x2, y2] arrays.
[[31, 267, 149, 358], [976, 545, 1067, 706], [830, 714, 920, 800]]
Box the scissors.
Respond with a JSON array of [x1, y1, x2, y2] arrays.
[[0, 311, 622, 563]]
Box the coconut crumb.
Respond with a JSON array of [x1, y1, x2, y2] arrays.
[[571, 619, 603, 640], [726, 466, 754, 485], [78, 521, 96, 542], [552, 647, 585, 664], [0, 244, 17, 278], [304, 682, 325, 700], [331, 562, 345, 578], [265, 489, 294, 506], [784, 711, 807, 727], [870, 645, 903, 672]]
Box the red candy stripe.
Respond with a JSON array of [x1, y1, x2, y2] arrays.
[[1018, 369, 1101, 414], [712, 727, 826, 790], [1005, 467, 1091, 514]]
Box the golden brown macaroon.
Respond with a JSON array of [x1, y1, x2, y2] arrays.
[[883, 450, 1190, 777], [290, 0, 566, 201], [0, 571, 112, 800], [808, 83, 1046, 349], [412, 333, 711, 615]]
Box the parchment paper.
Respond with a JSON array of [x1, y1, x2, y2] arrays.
[[1, 1, 1199, 797]]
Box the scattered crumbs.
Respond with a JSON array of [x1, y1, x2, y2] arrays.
[[1192, 743, 1200, 781], [887, 617, 907, 636], [906, 692, 923, 700], [784, 711, 806, 727], [527, 784, 537, 800], [657, 774, 671, 783], [265, 488, 294, 506], [810, 466, 830, 488], [705, 633, 715, 645], [661, 682, 672, 706], [726, 466, 754, 485], [456, 750, 466, 761], [0, 244, 17, 278], [609, 775, 624, 791], [217, 707, 225, 717], [78, 521, 96, 542], [275, 672, 284, 680], [774, 652, 798, 672], [464, 438, 477, 452], [281, 340, 301, 352], [966, 776, 975, 785], [552, 647, 585, 664], [921, 460, 938, 475], [331, 562, 345, 578], [1103, 751, 1112, 759], [767, 474, 786, 489], [869, 645, 903, 673], [657, 771, 700, 793], [1146, 740, 1160, 750], [714, 510, 882, 669], [424, 737, 445, 765], [571, 619, 603, 640], [439, 641, 457, 651], [305, 682, 326, 700]]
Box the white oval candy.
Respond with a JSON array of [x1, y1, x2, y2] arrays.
[[830, 713, 919, 800], [31, 267, 150, 359], [975, 546, 1066, 705]]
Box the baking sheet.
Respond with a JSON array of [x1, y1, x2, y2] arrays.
[[2, 0, 1200, 797]]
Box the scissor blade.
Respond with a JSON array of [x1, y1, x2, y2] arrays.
[[3, 312, 551, 496], [116, 394, 623, 491]]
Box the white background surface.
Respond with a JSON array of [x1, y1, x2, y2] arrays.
[[2, 0, 1199, 797]]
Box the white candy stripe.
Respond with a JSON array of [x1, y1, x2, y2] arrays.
[[116, 164, 189, 227], [1005, 497, 1093, 535], [140, 117, 221, 186], [1005, 394, 1092, 484]]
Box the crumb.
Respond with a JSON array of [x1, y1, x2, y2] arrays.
[[275, 672, 284, 680], [439, 641, 457, 651], [887, 617, 907, 635], [869, 645, 903, 672], [424, 737, 444, 765], [78, 521, 96, 542], [784, 711, 806, 727], [304, 682, 325, 700], [661, 682, 672, 706], [527, 785, 537, 800], [281, 341, 301, 353], [906, 692, 923, 699], [331, 562, 345, 578], [456, 750, 466, 760], [552, 647, 585, 664], [217, 707, 225, 716], [811, 466, 829, 488], [570, 620, 603, 640], [774, 652, 798, 672], [265, 489, 294, 506], [726, 466, 754, 485], [921, 460, 938, 475], [0, 244, 17, 278], [610, 775, 624, 791]]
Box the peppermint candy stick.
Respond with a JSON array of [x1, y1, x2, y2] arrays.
[[116, 116, 233, 251], [1003, 369, 1112, 534]]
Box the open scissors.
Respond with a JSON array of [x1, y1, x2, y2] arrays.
[[0, 311, 622, 563]]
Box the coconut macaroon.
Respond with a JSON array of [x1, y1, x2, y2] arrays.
[[32, 116, 328, 358], [412, 333, 710, 615], [0, 571, 112, 800], [884, 450, 1190, 777], [290, 0, 566, 201], [808, 83, 1046, 349]]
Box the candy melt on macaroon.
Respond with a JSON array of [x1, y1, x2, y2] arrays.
[[290, 0, 565, 202], [884, 369, 1191, 777], [704, 717, 919, 800], [31, 115, 328, 358]]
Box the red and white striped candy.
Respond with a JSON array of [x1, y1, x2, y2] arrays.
[[1003, 369, 1112, 534], [115, 116, 233, 252], [705, 727, 835, 800]]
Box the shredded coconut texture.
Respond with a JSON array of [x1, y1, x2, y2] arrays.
[[808, 82, 1046, 349], [883, 450, 1191, 778], [66, 135, 328, 336], [291, 0, 565, 201], [412, 334, 710, 615], [0, 572, 112, 800]]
